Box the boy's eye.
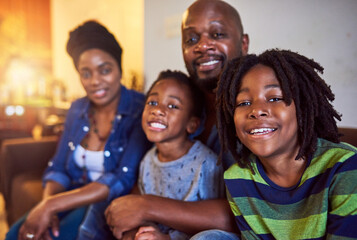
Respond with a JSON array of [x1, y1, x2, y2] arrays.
[[236, 101, 250, 107], [168, 104, 179, 109], [269, 97, 283, 102], [147, 101, 158, 106]]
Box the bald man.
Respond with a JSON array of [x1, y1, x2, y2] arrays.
[[106, 1, 249, 239]]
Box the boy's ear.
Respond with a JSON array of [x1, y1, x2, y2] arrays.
[[186, 117, 200, 134]]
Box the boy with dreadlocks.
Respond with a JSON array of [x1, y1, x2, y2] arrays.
[[216, 49, 357, 239]]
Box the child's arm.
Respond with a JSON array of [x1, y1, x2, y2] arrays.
[[106, 195, 235, 239]]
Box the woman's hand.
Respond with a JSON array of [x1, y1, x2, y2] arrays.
[[18, 199, 58, 240]]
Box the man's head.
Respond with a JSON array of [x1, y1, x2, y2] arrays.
[[181, 0, 249, 92]]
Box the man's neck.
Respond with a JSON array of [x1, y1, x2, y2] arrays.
[[198, 92, 216, 144]]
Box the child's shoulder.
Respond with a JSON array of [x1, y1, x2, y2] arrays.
[[314, 138, 357, 160], [190, 140, 217, 157], [186, 140, 218, 165], [309, 138, 357, 173]]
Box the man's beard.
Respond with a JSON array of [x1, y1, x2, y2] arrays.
[[193, 76, 218, 93]]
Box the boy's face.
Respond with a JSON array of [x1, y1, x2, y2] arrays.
[[233, 64, 299, 162], [142, 78, 199, 144]]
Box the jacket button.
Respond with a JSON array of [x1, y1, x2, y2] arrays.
[[83, 126, 89, 132], [104, 150, 111, 157], [68, 141, 75, 151], [122, 166, 128, 172]]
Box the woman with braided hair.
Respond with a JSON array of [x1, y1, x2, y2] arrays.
[[215, 49, 357, 239], [6, 20, 151, 240]]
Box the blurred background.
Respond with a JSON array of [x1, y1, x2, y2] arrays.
[[0, 0, 356, 145], [0, 0, 356, 237], [0, 0, 357, 142]]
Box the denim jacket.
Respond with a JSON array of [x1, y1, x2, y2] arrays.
[[43, 85, 152, 201]]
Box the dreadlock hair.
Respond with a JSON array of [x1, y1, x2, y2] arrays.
[[146, 69, 204, 119], [216, 49, 341, 172]]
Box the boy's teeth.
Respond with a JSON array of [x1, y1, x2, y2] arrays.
[[95, 89, 105, 94], [250, 128, 275, 135], [200, 60, 219, 66], [150, 122, 166, 129]]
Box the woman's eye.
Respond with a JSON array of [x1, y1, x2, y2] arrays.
[[81, 71, 91, 79], [100, 68, 111, 75], [147, 101, 158, 106], [168, 104, 179, 109]]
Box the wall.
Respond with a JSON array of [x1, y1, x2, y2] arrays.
[[51, 0, 144, 101], [144, 0, 357, 128]]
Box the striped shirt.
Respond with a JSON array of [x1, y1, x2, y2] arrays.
[[224, 138, 357, 240]]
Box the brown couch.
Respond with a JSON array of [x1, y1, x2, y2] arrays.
[[0, 136, 58, 226], [0, 128, 356, 227]]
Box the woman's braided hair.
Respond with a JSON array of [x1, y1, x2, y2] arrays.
[[216, 49, 341, 172]]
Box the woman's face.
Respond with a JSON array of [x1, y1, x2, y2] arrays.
[[233, 64, 299, 162], [77, 48, 121, 108]]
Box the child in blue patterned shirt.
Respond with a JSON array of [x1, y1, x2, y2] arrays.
[[128, 70, 225, 240]]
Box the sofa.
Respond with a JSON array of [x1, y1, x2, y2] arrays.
[[0, 128, 356, 227], [0, 136, 58, 225]]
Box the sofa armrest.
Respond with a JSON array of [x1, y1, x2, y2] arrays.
[[0, 136, 58, 204], [338, 127, 357, 147]]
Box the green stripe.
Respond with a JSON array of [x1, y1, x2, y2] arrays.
[[301, 148, 355, 185], [224, 161, 268, 185], [231, 192, 328, 219], [330, 194, 357, 215], [244, 213, 326, 239]]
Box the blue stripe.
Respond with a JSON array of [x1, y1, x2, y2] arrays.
[[335, 154, 357, 173], [327, 214, 357, 238]]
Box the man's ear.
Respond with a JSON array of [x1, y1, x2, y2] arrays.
[[186, 117, 200, 134], [241, 33, 249, 56]]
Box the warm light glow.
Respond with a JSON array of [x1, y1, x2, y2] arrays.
[[5, 59, 35, 85], [46, 114, 60, 125], [15, 105, 25, 116], [5, 105, 15, 116]]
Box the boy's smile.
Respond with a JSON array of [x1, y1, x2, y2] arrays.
[[234, 64, 299, 162]]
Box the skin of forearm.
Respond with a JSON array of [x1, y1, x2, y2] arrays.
[[44, 182, 109, 215], [42, 181, 66, 199], [144, 195, 237, 235]]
